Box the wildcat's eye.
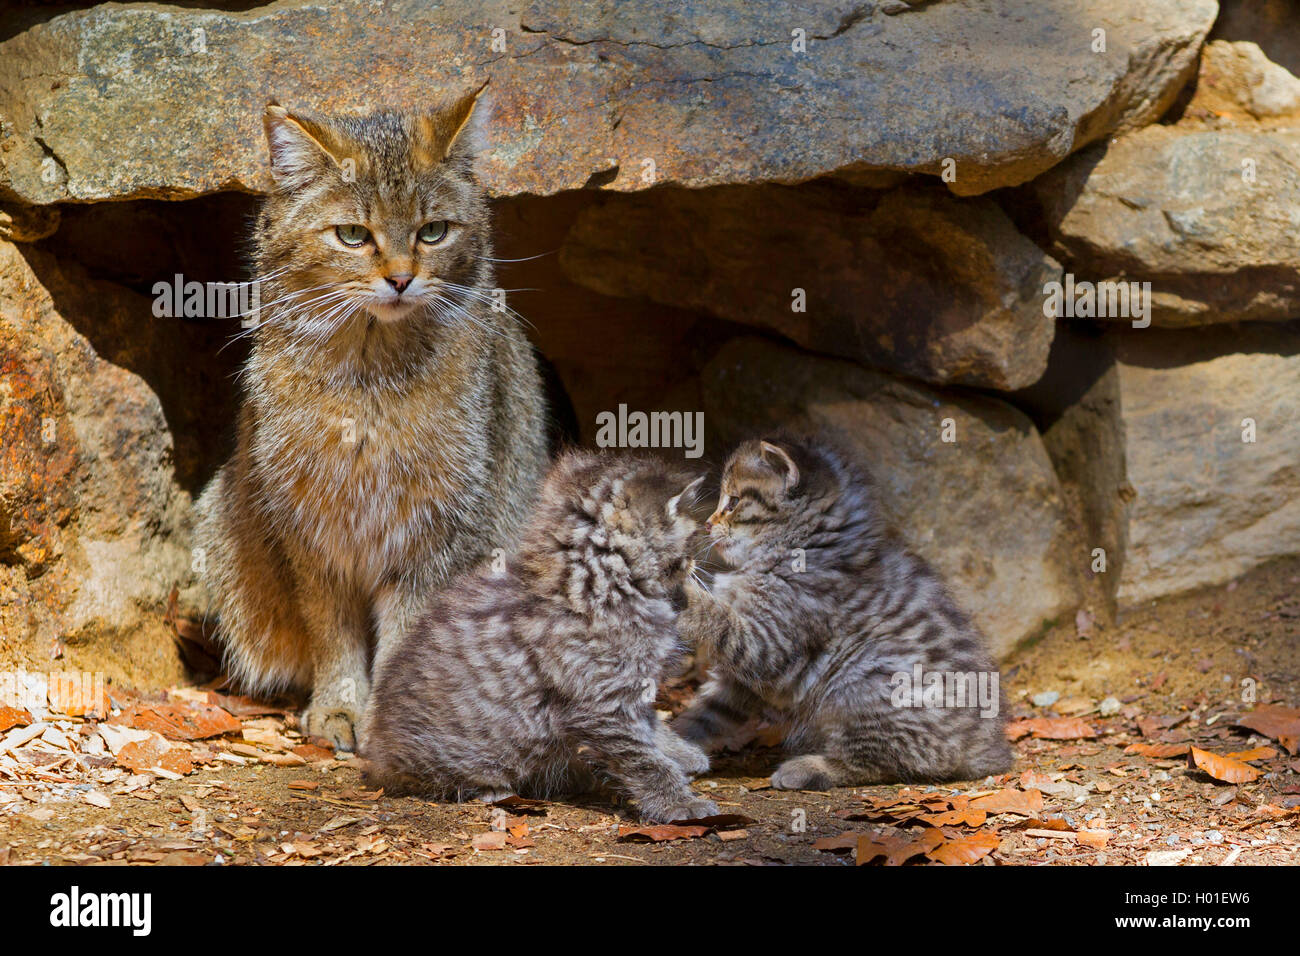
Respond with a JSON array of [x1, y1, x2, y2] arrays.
[[418, 221, 449, 245], [723, 496, 738, 514], [336, 224, 371, 247]]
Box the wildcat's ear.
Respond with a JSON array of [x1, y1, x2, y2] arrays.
[[263, 104, 346, 189], [759, 441, 800, 490], [666, 475, 706, 518], [415, 78, 490, 168]]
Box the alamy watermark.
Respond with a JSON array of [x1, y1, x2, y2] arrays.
[[594, 404, 704, 459], [1043, 274, 1152, 328], [890, 664, 1000, 718]]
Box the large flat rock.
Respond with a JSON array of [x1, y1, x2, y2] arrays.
[[0, 0, 1215, 203], [560, 182, 1061, 391], [1114, 323, 1300, 604], [697, 336, 1082, 658], [1034, 41, 1300, 326]]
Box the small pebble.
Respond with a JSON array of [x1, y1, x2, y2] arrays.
[[1032, 691, 1060, 708], [1099, 696, 1121, 717], [1206, 830, 1224, 845]]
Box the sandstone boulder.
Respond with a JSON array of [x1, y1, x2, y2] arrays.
[[697, 337, 1082, 658], [561, 183, 1061, 391], [0, 0, 1215, 203], [1034, 41, 1300, 326], [1113, 323, 1300, 604], [0, 239, 198, 688]]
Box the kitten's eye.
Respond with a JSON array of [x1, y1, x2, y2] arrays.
[[336, 224, 371, 247], [723, 496, 738, 514], [418, 221, 449, 245]]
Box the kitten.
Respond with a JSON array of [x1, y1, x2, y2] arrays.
[[674, 435, 1013, 789], [360, 450, 720, 823], [194, 85, 548, 750]]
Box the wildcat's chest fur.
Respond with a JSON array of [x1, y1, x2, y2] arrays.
[[249, 344, 486, 590]]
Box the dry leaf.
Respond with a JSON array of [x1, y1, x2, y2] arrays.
[[125, 702, 242, 741], [0, 706, 33, 733], [970, 788, 1043, 816], [1188, 746, 1262, 784], [472, 831, 509, 851], [1234, 705, 1300, 754], [927, 830, 999, 865], [617, 824, 711, 843], [1224, 746, 1278, 762], [1005, 717, 1099, 741], [1125, 742, 1190, 758], [117, 735, 194, 776], [916, 808, 988, 828], [855, 828, 945, 866]]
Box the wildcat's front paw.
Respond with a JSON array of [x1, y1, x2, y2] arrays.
[[301, 704, 361, 752], [638, 796, 721, 823], [771, 754, 836, 791]]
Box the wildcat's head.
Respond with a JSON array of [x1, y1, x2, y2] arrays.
[[523, 450, 705, 610], [255, 82, 492, 331], [706, 436, 861, 567]]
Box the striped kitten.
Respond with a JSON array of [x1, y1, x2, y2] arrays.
[[360, 451, 719, 822], [674, 436, 1012, 789]]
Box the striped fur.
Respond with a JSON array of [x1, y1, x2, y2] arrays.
[[674, 435, 1013, 788], [360, 451, 719, 822], [194, 91, 548, 750]]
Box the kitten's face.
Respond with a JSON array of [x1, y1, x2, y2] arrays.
[[609, 467, 705, 587], [706, 439, 801, 565], [257, 88, 492, 330]]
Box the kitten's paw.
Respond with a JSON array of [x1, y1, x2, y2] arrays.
[[771, 755, 837, 791], [476, 788, 516, 803], [668, 714, 723, 752], [300, 705, 360, 753], [638, 797, 721, 824], [670, 740, 711, 776]]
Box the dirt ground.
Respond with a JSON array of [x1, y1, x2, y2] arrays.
[[1, 557, 1297, 866]]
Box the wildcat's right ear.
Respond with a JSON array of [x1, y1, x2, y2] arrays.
[[416, 78, 490, 168], [263, 104, 340, 189], [759, 441, 800, 490]]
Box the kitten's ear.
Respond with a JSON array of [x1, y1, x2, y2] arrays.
[[666, 475, 706, 517], [760, 441, 800, 490], [263, 104, 344, 189], [416, 78, 490, 167]]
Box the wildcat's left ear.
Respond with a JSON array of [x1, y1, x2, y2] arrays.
[[667, 475, 706, 517], [417, 78, 490, 166], [760, 441, 800, 489]]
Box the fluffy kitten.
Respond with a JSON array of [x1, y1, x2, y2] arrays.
[[674, 435, 1012, 789], [360, 451, 720, 823], [194, 85, 548, 750]]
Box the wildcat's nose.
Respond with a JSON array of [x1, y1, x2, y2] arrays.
[[384, 273, 414, 293]]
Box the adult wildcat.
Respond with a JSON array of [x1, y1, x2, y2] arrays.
[[195, 85, 547, 750], [674, 436, 1012, 789]]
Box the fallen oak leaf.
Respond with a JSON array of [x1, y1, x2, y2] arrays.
[[1224, 746, 1278, 762], [488, 795, 549, 815], [618, 824, 710, 843], [0, 707, 32, 733], [124, 701, 242, 741], [1188, 746, 1262, 785], [1005, 717, 1099, 741], [854, 828, 945, 866], [916, 808, 988, 828], [1125, 742, 1190, 758], [927, 830, 999, 865], [969, 788, 1043, 816], [1233, 706, 1300, 755]]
